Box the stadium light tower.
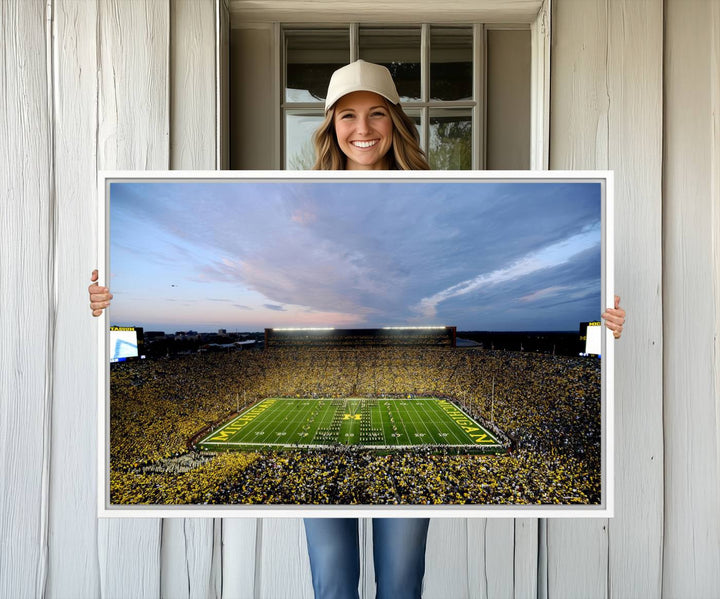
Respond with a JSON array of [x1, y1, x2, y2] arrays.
[[491, 376, 495, 424]]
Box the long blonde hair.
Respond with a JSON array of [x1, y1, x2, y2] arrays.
[[312, 100, 430, 171]]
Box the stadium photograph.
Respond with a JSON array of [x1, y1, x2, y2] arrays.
[[103, 174, 607, 509]]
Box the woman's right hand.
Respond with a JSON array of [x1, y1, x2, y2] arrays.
[[89, 269, 113, 316]]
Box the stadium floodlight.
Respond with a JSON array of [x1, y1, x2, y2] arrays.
[[381, 326, 447, 330], [272, 327, 335, 331]]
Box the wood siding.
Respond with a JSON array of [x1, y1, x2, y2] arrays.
[[48, 2, 101, 596], [2, 0, 718, 597], [663, 1, 720, 596], [549, 0, 664, 597], [1, 1, 53, 597]]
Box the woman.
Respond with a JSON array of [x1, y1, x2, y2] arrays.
[[89, 60, 626, 599], [302, 60, 432, 599]]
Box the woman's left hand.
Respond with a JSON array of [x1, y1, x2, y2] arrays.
[[601, 295, 626, 339]]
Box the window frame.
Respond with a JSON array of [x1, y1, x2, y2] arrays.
[[281, 23, 488, 170], [242, 1, 551, 171]]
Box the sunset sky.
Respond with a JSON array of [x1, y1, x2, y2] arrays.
[[109, 179, 602, 333]]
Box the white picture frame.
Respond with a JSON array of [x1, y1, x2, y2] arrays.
[[97, 170, 613, 518]]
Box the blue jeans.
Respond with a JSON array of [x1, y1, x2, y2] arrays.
[[304, 518, 430, 599]]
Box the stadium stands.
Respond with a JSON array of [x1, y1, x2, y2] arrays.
[[109, 338, 600, 505]]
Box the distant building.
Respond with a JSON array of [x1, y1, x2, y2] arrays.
[[144, 331, 166, 340], [264, 326, 457, 349], [176, 330, 199, 341]]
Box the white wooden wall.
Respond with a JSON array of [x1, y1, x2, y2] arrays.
[[663, 1, 720, 596], [549, 1, 664, 596], [1, 0, 719, 597]]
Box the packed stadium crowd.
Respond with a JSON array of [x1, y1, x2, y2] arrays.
[[109, 346, 601, 505]]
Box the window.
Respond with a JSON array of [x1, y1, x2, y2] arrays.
[[228, 23, 532, 170], [283, 25, 479, 170]]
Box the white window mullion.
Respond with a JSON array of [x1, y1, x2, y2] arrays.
[[277, 23, 284, 169], [350, 23, 359, 61], [473, 23, 485, 170], [421, 24, 430, 154]]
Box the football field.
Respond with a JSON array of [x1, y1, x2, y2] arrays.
[[198, 397, 503, 452]]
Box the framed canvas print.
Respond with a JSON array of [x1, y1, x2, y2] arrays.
[[97, 170, 614, 518]]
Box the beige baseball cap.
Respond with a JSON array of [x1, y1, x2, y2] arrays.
[[324, 60, 400, 112]]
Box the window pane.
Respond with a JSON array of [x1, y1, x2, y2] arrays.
[[429, 109, 472, 170], [402, 109, 423, 148], [359, 28, 421, 102], [286, 30, 349, 103], [430, 27, 473, 101], [285, 112, 324, 169]]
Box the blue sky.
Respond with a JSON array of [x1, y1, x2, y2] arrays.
[[109, 180, 602, 333]]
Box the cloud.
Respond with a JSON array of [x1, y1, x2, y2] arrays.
[[412, 228, 600, 320], [111, 180, 602, 331], [291, 209, 317, 225], [519, 286, 569, 303], [412, 255, 544, 320], [264, 304, 287, 312]]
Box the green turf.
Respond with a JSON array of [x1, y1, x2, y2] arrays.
[[198, 397, 503, 452]]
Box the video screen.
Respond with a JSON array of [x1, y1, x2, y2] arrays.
[[109, 326, 143, 363], [579, 321, 602, 356]]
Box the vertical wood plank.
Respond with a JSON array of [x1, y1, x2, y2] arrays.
[[161, 520, 216, 599], [209, 520, 223, 599], [547, 523, 607, 599], [485, 520, 516, 598], [466, 520, 486, 598], [548, 1, 609, 595], [0, 1, 52, 597], [550, 0, 609, 171], [257, 519, 314, 599], [663, 1, 720, 595], [222, 519, 257, 599], [47, 0, 102, 596], [713, 3, 720, 531], [606, 1, 664, 597], [417, 520, 469, 599], [96, 0, 169, 171], [513, 519, 538, 599], [96, 1, 169, 596], [169, 0, 216, 171], [161, 1, 218, 597], [465, 519, 516, 599]]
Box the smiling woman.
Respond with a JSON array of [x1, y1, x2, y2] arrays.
[[333, 91, 394, 170], [311, 60, 430, 171]]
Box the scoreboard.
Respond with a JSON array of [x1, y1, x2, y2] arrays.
[[110, 326, 145, 363], [579, 321, 602, 356]]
